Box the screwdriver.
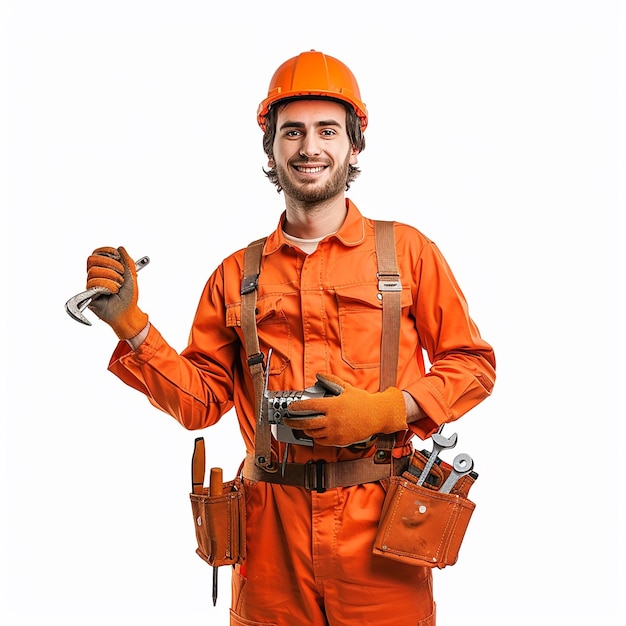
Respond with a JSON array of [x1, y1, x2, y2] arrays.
[[209, 467, 223, 606]]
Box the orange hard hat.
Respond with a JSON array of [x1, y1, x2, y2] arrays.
[[257, 50, 368, 132]]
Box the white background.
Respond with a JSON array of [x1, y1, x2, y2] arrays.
[[3, 1, 624, 624]]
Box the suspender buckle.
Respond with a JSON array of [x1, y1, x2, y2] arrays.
[[377, 273, 402, 292], [241, 274, 259, 295], [247, 352, 264, 367]]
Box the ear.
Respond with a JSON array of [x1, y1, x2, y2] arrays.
[[268, 157, 275, 168], [349, 146, 359, 166]]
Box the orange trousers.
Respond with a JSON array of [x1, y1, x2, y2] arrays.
[[230, 479, 436, 626]]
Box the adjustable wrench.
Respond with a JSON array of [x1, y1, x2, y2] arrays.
[[65, 255, 150, 325], [439, 452, 474, 493], [416, 428, 458, 486]]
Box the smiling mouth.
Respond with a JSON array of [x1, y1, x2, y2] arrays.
[[293, 164, 328, 174]]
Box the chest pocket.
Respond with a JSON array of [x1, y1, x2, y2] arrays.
[[226, 294, 292, 375], [336, 286, 413, 369]]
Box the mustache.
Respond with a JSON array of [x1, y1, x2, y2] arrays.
[[290, 158, 331, 166]]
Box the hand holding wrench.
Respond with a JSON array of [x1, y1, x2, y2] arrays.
[[65, 255, 150, 325]]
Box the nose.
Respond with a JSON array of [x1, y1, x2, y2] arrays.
[[299, 133, 322, 158]]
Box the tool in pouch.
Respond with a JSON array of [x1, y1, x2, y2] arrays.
[[373, 426, 479, 569], [189, 437, 246, 606], [64, 255, 150, 325]]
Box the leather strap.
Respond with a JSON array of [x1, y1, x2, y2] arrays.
[[241, 238, 276, 472], [374, 221, 402, 392], [243, 453, 411, 493], [374, 220, 402, 454]]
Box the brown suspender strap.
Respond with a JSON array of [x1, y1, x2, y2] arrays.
[[240, 237, 275, 471], [374, 220, 402, 453], [374, 220, 402, 391]]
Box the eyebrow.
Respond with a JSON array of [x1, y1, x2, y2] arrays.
[[278, 119, 343, 131]]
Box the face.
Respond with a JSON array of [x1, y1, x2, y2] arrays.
[[271, 100, 358, 205]]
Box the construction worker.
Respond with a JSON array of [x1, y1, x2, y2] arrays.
[[84, 50, 496, 625]]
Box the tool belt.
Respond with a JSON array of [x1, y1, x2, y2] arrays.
[[373, 448, 477, 569], [243, 452, 411, 493]]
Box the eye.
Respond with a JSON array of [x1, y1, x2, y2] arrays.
[[284, 129, 302, 138], [321, 129, 337, 137]]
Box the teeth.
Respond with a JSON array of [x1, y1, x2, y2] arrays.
[[296, 166, 325, 173]]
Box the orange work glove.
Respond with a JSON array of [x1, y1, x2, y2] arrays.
[[86, 246, 149, 340], [284, 373, 407, 447]]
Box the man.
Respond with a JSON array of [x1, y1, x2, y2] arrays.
[[85, 50, 495, 625]]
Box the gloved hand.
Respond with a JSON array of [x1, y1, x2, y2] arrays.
[[284, 373, 407, 447], [86, 246, 149, 340]]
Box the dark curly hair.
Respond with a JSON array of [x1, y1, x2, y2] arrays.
[[261, 97, 366, 192]]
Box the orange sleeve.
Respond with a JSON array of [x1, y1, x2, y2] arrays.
[[107, 265, 241, 431], [403, 239, 496, 438]]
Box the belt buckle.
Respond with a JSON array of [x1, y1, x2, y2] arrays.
[[305, 459, 327, 493]]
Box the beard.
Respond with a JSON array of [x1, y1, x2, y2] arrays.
[[275, 151, 352, 204]]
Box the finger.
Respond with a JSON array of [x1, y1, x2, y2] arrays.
[[314, 373, 345, 396], [91, 246, 120, 259], [287, 398, 329, 417], [86, 263, 124, 293], [87, 253, 124, 275], [117, 246, 137, 278], [283, 415, 327, 431]]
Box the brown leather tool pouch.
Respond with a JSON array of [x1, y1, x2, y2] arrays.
[[373, 449, 476, 569], [189, 438, 246, 567]]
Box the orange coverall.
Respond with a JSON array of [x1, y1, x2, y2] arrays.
[[109, 200, 495, 625]]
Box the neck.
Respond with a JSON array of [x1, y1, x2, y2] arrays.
[[283, 196, 348, 239]]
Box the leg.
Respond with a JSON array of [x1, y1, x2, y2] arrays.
[[316, 483, 436, 625], [230, 480, 328, 626]]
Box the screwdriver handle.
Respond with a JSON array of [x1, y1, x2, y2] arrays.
[[209, 467, 223, 497]]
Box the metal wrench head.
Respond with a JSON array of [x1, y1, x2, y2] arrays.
[[415, 430, 458, 486], [431, 431, 458, 450], [439, 452, 475, 493], [64, 256, 150, 325], [451, 452, 474, 473], [65, 286, 114, 325]]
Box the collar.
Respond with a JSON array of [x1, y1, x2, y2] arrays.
[[264, 199, 366, 256]]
